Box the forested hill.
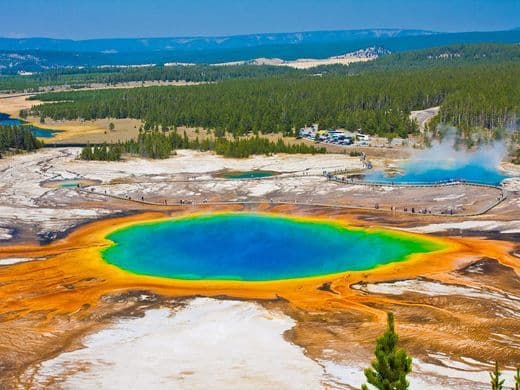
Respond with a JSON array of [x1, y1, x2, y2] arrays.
[[1, 43, 518, 92], [317, 43, 520, 73], [0, 65, 300, 92], [29, 63, 520, 139]]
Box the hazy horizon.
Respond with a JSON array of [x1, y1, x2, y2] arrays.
[[1, 0, 519, 40], [1, 26, 519, 42]]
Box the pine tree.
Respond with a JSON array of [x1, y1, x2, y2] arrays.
[[80, 144, 93, 160], [362, 312, 412, 390], [515, 367, 520, 390], [0, 125, 42, 154], [490, 361, 504, 390]]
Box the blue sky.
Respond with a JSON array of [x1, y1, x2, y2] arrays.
[[1, 0, 519, 39]]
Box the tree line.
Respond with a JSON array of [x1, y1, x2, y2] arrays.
[[30, 62, 519, 139], [0, 64, 299, 92], [0, 125, 42, 157], [319, 43, 520, 75], [2, 43, 518, 93], [79, 130, 325, 160], [80, 142, 121, 161]]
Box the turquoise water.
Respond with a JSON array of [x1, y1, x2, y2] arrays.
[[365, 160, 509, 186], [102, 213, 442, 281], [223, 171, 276, 179], [59, 181, 79, 188], [0, 112, 59, 138]]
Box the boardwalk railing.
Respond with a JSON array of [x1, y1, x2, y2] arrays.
[[323, 172, 504, 190], [76, 185, 508, 218]]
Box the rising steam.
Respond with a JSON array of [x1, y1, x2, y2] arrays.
[[365, 128, 510, 185]]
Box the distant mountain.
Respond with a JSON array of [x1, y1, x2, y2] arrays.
[[0, 29, 519, 73], [0, 29, 435, 53], [0, 51, 111, 73]]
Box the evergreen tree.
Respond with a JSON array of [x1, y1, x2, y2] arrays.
[[490, 361, 504, 390], [79, 142, 121, 161], [0, 125, 43, 155], [80, 142, 93, 160], [29, 62, 519, 140], [3, 43, 519, 92], [514, 367, 520, 390], [362, 312, 412, 390]]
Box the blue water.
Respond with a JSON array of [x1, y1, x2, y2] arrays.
[[223, 171, 276, 179], [0, 113, 21, 126], [59, 181, 79, 188], [365, 160, 509, 186], [0, 113, 59, 138], [102, 213, 442, 281]]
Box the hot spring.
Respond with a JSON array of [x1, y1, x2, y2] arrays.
[[365, 160, 509, 186], [364, 141, 511, 186], [221, 171, 277, 179], [102, 213, 444, 281]]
